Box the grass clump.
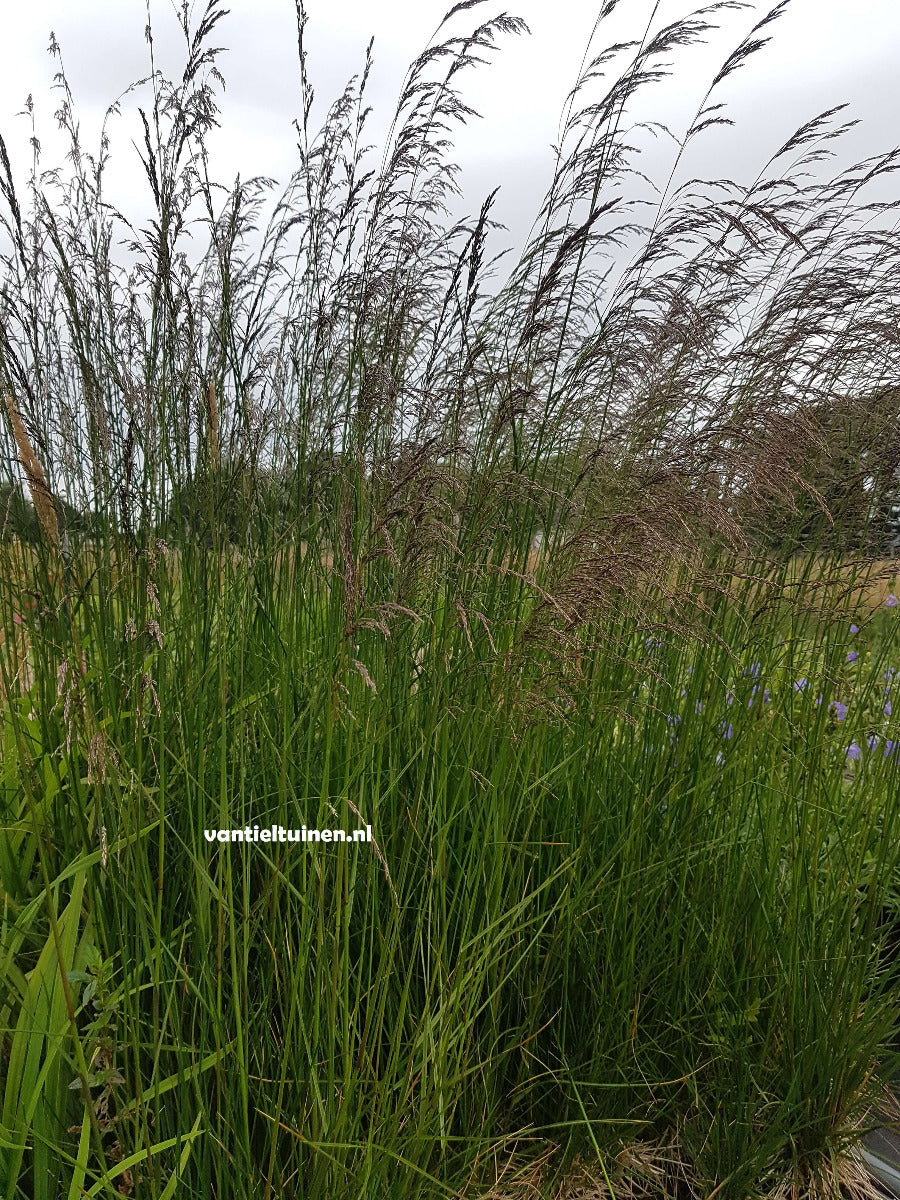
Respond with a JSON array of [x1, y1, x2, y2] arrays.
[[2, 2, 900, 1197]]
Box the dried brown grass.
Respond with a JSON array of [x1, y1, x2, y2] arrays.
[[2, 392, 59, 549], [474, 1127, 892, 1200]]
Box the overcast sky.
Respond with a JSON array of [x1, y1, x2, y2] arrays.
[[0, 0, 898, 254]]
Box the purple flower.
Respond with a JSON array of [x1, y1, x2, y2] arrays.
[[886, 594, 899, 608], [666, 713, 681, 726], [715, 751, 725, 767], [847, 651, 859, 663], [885, 741, 896, 757], [720, 721, 733, 740], [831, 701, 848, 721], [794, 678, 808, 693], [763, 688, 771, 704], [850, 624, 859, 634], [886, 701, 893, 717], [846, 742, 862, 760], [868, 735, 880, 751], [747, 661, 762, 680]]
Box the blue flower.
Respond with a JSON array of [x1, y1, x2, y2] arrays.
[[846, 742, 862, 760], [831, 701, 848, 721], [886, 594, 899, 608], [847, 651, 859, 663], [850, 624, 859, 634], [868, 735, 880, 751], [719, 721, 733, 740], [794, 678, 808, 692], [885, 701, 893, 717]]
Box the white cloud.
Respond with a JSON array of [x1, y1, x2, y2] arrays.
[[0, 0, 896, 253]]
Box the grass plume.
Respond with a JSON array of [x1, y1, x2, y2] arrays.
[[3, 391, 59, 549]]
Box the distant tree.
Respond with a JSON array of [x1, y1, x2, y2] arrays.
[[0, 481, 40, 542], [755, 388, 900, 556], [161, 459, 298, 547], [0, 480, 106, 546]]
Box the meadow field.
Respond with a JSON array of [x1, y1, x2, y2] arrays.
[[3, 2, 900, 1197]]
